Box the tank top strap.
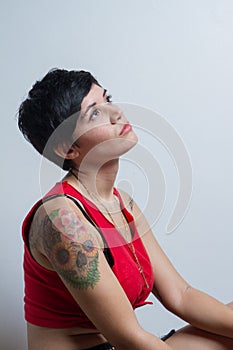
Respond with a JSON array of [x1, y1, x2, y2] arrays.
[[43, 181, 139, 244]]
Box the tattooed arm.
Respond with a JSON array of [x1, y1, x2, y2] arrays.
[[29, 197, 171, 350], [42, 207, 101, 289]]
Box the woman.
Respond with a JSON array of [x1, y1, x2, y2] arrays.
[[18, 69, 233, 350]]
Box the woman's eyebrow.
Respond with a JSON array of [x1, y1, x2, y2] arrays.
[[82, 102, 96, 118], [82, 88, 107, 118]]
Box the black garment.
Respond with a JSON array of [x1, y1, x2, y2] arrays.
[[161, 329, 176, 341], [85, 343, 115, 350]]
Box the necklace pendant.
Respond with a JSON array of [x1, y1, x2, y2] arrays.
[[141, 271, 150, 289], [128, 242, 150, 289]]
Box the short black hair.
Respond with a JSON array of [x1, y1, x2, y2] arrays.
[[18, 68, 100, 170]]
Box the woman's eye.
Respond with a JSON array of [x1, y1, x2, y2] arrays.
[[90, 109, 100, 120]]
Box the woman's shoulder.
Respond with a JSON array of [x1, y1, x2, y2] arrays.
[[115, 188, 134, 214], [30, 194, 104, 258]]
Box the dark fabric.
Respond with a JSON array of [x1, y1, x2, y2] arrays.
[[85, 342, 114, 350], [161, 329, 176, 341]]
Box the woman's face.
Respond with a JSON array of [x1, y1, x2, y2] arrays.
[[72, 83, 138, 163]]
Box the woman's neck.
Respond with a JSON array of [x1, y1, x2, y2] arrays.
[[69, 159, 119, 201]]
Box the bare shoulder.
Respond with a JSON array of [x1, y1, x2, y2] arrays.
[[29, 196, 104, 289], [117, 188, 134, 213], [117, 188, 151, 236]]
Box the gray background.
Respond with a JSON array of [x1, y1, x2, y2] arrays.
[[1, 0, 233, 349]]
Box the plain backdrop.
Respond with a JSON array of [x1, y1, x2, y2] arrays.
[[1, 1, 233, 349]]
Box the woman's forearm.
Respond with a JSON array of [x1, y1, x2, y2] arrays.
[[178, 286, 233, 339]]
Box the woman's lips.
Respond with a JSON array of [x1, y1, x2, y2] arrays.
[[120, 122, 132, 136]]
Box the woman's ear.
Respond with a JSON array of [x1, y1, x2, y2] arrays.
[[54, 142, 80, 160]]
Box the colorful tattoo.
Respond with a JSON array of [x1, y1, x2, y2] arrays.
[[129, 197, 134, 211], [42, 208, 100, 289], [29, 212, 44, 249]]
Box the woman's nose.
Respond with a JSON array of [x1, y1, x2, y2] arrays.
[[109, 104, 122, 124]]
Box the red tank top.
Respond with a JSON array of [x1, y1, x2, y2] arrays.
[[22, 181, 154, 328]]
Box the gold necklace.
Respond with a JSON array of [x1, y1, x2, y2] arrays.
[[95, 194, 131, 240], [70, 170, 129, 235], [70, 169, 149, 289], [127, 242, 149, 288]]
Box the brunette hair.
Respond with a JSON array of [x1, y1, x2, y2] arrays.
[[18, 68, 100, 170]]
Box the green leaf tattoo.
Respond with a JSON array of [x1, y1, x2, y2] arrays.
[[49, 209, 59, 221], [43, 207, 100, 289]]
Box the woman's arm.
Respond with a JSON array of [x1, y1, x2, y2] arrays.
[[124, 192, 233, 340], [176, 286, 233, 339], [31, 198, 172, 350]]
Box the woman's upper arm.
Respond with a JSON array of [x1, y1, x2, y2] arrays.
[[30, 199, 153, 348]]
